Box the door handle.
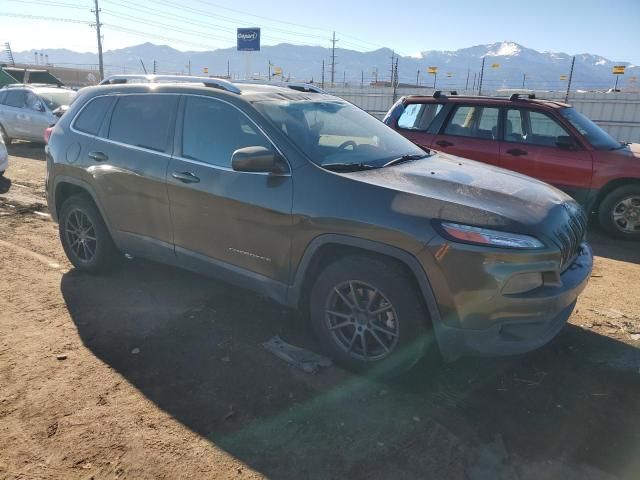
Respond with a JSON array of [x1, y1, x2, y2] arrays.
[[506, 148, 528, 156], [88, 151, 108, 162], [435, 140, 454, 148], [172, 171, 200, 184]]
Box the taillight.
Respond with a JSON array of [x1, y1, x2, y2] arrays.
[[44, 126, 54, 144]]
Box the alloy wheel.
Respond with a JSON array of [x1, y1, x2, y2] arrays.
[[325, 280, 399, 361], [65, 209, 97, 262], [612, 196, 640, 233]]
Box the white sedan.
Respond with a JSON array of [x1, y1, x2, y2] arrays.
[[0, 135, 7, 176]]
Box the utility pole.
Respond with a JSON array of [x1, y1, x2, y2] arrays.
[[343, 71, 346, 86], [361, 70, 364, 88], [433, 71, 437, 89], [390, 51, 395, 86], [478, 57, 486, 95], [187, 59, 191, 75], [392, 57, 399, 102], [465, 68, 470, 90], [472, 72, 477, 91], [321, 59, 325, 89], [268, 60, 271, 81], [92, 0, 104, 80], [374, 67, 378, 85], [227, 59, 230, 79], [330, 31, 338, 86], [416, 69, 420, 88], [522, 73, 526, 89], [153, 60, 157, 74], [565, 55, 575, 103]]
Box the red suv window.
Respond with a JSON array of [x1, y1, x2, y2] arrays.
[[443, 105, 500, 140]]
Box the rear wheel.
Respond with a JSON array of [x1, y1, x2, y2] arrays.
[[598, 185, 640, 240], [309, 255, 433, 374], [59, 194, 118, 272]]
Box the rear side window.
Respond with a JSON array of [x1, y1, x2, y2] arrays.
[[444, 105, 499, 140], [397, 103, 443, 131], [108, 95, 178, 152], [74, 97, 113, 135], [4, 90, 26, 108], [181, 96, 271, 167]]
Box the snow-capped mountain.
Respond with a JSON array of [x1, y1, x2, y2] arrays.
[[9, 41, 638, 90]]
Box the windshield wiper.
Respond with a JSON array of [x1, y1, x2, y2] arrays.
[[383, 153, 429, 167], [321, 162, 381, 172]]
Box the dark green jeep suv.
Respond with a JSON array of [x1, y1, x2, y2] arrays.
[[46, 79, 592, 372]]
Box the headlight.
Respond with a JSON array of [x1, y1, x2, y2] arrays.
[[440, 222, 544, 249]]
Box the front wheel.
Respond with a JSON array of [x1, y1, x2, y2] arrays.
[[59, 194, 118, 272], [598, 185, 640, 240], [309, 255, 433, 374]]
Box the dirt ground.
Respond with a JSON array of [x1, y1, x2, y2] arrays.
[[0, 142, 639, 480]]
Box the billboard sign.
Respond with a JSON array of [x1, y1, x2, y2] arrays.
[[237, 28, 261, 51]]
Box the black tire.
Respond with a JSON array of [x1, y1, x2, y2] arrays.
[[0, 171, 4, 177], [309, 255, 433, 374], [0, 124, 11, 145], [598, 185, 640, 240], [59, 194, 118, 273]]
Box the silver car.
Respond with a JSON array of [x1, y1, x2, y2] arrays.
[[0, 134, 7, 176], [0, 84, 77, 144]]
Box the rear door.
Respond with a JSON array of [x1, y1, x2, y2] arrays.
[[86, 93, 178, 251], [499, 108, 593, 202], [167, 95, 293, 283], [394, 101, 446, 149], [430, 104, 501, 166]]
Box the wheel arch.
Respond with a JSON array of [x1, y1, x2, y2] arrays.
[[287, 235, 442, 328], [52, 177, 113, 234], [592, 178, 640, 213]]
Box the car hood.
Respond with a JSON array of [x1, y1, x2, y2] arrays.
[[342, 151, 579, 232]]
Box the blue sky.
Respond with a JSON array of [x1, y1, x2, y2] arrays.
[[1, 0, 639, 63]]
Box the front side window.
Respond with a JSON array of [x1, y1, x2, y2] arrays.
[[25, 92, 43, 111], [108, 95, 178, 152], [511, 109, 572, 148], [253, 98, 425, 167], [182, 96, 272, 168], [74, 96, 114, 135], [444, 105, 499, 140], [559, 107, 621, 150], [4, 90, 26, 108], [397, 103, 443, 131]]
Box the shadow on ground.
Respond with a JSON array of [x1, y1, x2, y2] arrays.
[[7, 141, 46, 161], [588, 226, 640, 264], [61, 258, 640, 479]]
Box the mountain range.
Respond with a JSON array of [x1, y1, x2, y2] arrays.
[[8, 41, 638, 90]]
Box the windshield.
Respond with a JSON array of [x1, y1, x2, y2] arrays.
[[559, 107, 622, 150], [252, 98, 426, 168], [37, 90, 77, 110]]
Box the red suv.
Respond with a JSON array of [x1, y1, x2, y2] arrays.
[[384, 92, 640, 239]]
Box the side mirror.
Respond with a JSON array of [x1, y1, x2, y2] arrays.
[[556, 136, 579, 151], [52, 105, 69, 118], [231, 146, 288, 174]]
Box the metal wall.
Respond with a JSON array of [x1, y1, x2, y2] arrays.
[[325, 87, 640, 143]]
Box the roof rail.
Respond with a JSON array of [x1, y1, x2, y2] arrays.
[[99, 74, 241, 94], [509, 93, 536, 101], [433, 90, 458, 98]]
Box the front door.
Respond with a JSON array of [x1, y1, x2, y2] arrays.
[[431, 104, 501, 166], [167, 95, 293, 283], [87, 93, 178, 250], [499, 108, 593, 203]]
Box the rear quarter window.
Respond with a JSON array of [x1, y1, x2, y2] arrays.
[[73, 96, 114, 135]]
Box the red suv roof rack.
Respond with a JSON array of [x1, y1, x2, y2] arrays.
[[509, 93, 536, 101], [433, 90, 458, 99]]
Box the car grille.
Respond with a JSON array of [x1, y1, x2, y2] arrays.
[[553, 206, 588, 270]]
